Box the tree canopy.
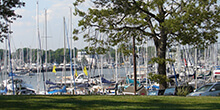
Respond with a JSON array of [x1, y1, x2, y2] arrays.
[[73, 0, 220, 89], [0, 0, 25, 42]]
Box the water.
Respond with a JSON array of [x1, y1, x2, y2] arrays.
[[1, 68, 129, 92]]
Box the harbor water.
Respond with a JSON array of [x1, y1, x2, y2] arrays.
[[1, 68, 129, 92]]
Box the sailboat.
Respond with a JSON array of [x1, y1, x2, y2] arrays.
[[0, 22, 36, 95], [50, 17, 73, 94], [0, 33, 8, 95], [0, 87, 7, 95], [47, 85, 66, 94], [35, 1, 48, 95]]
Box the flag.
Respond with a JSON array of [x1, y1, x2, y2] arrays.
[[183, 58, 187, 66], [83, 66, 88, 76], [52, 65, 56, 73], [75, 69, 78, 77]]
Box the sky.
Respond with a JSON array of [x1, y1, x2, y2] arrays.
[[1, 0, 220, 52], [1, 0, 92, 52]]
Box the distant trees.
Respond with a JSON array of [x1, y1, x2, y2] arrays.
[[8, 48, 78, 64], [0, 49, 6, 63], [0, 46, 156, 65], [81, 56, 88, 65]]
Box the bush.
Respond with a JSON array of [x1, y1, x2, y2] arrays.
[[176, 86, 194, 96], [148, 73, 171, 85]]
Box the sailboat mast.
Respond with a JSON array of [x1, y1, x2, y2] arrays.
[[29, 47, 32, 69], [36, 0, 40, 93], [115, 46, 118, 95], [36, 1, 39, 93], [63, 17, 66, 86], [45, 9, 48, 80], [69, 7, 73, 88], [101, 54, 103, 90], [7, 23, 15, 95], [138, 47, 141, 83], [73, 19, 77, 93], [145, 39, 148, 88], [3, 34, 7, 86], [36, 1, 46, 94], [195, 48, 198, 89], [115, 46, 118, 84]]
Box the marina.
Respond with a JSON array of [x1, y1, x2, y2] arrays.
[[0, 66, 131, 95], [0, 60, 219, 96], [0, 0, 220, 97]]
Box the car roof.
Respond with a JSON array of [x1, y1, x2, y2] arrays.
[[216, 82, 220, 84], [206, 82, 220, 85], [166, 87, 175, 89]]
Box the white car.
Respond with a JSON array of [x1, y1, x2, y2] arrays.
[[187, 82, 220, 96], [17, 88, 36, 95]]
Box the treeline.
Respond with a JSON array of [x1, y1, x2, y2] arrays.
[[0, 48, 77, 64], [16, 48, 78, 64], [0, 46, 156, 65]]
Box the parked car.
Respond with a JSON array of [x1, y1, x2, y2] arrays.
[[187, 82, 220, 96], [148, 89, 165, 96], [164, 85, 194, 96], [164, 87, 176, 95]]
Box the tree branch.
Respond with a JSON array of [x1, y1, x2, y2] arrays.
[[144, 16, 159, 40], [115, 14, 127, 25], [132, 0, 160, 22]]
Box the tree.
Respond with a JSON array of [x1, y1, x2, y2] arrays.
[[81, 56, 88, 65], [73, 0, 220, 89], [0, 0, 25, 42]]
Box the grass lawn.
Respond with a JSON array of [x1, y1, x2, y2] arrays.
[[0, 95, 219, 110]]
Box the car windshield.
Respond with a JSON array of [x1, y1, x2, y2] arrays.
[[196, 84, 212, 92], [164, 88, 175, 95], [148, 90, 158, 96]]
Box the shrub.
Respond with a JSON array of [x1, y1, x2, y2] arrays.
[[176, 86, 194, 96], [148, 73, 171, 85]]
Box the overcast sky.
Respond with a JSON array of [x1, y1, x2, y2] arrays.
[[1, 0, 92, 52]]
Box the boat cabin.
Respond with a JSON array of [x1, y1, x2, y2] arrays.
[[213, 70, 220, 82]]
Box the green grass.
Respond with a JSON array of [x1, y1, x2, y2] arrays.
[[0, 95, 219, 110]]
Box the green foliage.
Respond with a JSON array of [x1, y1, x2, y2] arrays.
[[73, 0, 220, 89], [0, 47, 121, 65], [149, 57, 175, 65], [0, 0, 25, 42], [176, 86, 194, 96], [148, 73, 170, 85], [164, 0, 220, 48], [81, 56, 88, 65], [7, 48, 78, 64], [73, 35, 79, 41], [84, 46, 109, 55], [73, 0, 220, 51], [118, 44, 132, 56], [0, 49, 7, 62]]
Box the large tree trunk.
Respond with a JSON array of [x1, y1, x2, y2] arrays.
[[151, 3, 168, 90], [155, 34, 167, 90], [132, 36, 137, 95]]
